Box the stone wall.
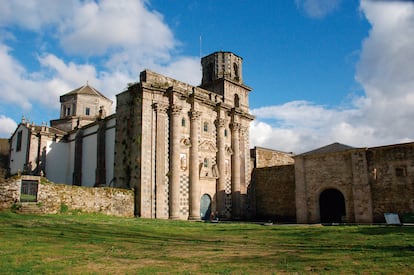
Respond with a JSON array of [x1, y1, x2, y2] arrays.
[[251, 147, 294, 168], [0, 138, 9, 179], [366, 143, 414, 222], [0, 176, 134, 217], [295, 151, 356, 223], [295, 142, 414, 224], [251, 164, 296, 222], [0, 178, 20, 209]]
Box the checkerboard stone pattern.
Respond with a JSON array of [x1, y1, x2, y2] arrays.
[[179, 174, 189, 216], [225, 177, 232, 217]]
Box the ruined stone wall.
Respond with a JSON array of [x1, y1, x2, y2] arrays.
[[366, 143, 414, 222], [0, 177, 134, 217], [252, 164, 295, 222], [252, 147, 294, 168], [0, 178, 20, 209]]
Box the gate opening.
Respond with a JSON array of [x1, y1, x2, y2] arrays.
[[20, 180, 38, 202], [319, 189, 345, 223], [200, 194, 212, 220]]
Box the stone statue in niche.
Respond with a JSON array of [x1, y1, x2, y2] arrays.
[[225, 159, 229, 175], [180, 153, 187, 171], [199, 157, 219, 179]]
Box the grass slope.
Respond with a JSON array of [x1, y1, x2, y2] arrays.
[[1, 211, 414, 274]]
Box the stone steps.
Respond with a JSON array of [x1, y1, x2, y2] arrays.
[[17, 203, 43, 215]]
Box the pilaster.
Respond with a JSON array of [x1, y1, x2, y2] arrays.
[[188, 110, 202, 220], [230, 120, 241, 219], [95, 120, 107, 187], [351, 150, 373, 223], [215, 116, 226, 218], [154, 103, 169, 219], [169, 104, 182, 219], [294, 157, 308, 223]]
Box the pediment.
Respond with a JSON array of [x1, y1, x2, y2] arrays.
[[199, 140, 218, 153]]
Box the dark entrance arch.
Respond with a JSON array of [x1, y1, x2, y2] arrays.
[[319, 189, 346, 223], [200, 194, 212, 220]]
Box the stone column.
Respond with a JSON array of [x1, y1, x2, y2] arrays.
[[215, 117, 226, 217], [230, 121, 241, 219], [154, 103, 168, 219], [188, 110, 202, 220], [169, 104, 182, 219]]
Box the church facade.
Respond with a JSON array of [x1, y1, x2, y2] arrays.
[[113, 52, 254, 220], [8, 51, 254, 220]]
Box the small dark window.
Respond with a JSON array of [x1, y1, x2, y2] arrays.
[[224, 129, 228, 137], [234, 94, 240, 108], [203, 158, 209, 168], [181, 118, 186, 127], [396, 167, 407, 177], [16, 130, 23, 152], [233, 62, 239, 80], [66, 107, 71, 116], [203, 122, 208, 132], [85, 107, 90, 116], [208, 63, 214, 81]]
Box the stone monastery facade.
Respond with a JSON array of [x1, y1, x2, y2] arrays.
[[7, 51, 414, 223], [9, 51, 254, 220], [114, 52, 254, 220]]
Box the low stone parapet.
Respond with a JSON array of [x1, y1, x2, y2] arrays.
[[0, 176, 134, 217]]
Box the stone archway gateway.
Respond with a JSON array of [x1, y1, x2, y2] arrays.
[[319, 189, 346, 223], [200, 194, 212, 220]]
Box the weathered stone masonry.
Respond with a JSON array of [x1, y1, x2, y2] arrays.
[[113, 52, 254, 220]]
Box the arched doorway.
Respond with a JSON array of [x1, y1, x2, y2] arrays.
[[319, 189, 346, 223], [200, 194, 212, 220]]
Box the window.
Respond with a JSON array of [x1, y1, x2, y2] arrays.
[[234, 94, 240, 108], [224, 129, 228, 137], [233, 62, 239, 80], [203, 122, 208, 132], [181, 118, 186, 127], [85, 107, 90, 116], [16, 130, 22, 152], [66, 107, 71, 116], [203, 158, 209, 168], [396, 166, 407, 177]]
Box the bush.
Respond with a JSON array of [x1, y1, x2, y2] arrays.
[[60, 203, 69, 214], [10, 203, 22, 212]]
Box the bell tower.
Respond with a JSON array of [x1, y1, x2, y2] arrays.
[[200, 51, 251, 113], [200, 51, 254, 219], [201, 51, 243, 85]]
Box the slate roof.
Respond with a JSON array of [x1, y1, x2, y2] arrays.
[[62, 83, 112, 102], [297, 142, 355, 157]]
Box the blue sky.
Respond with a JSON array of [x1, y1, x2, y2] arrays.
[[1, 0, 414, 153]]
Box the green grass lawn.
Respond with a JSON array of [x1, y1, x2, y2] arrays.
[[1, 211, 414, 274]]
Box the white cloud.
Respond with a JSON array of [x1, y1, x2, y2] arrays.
[[251, 0, 414, 154], [59, 0, 175, 59], [295, 0, 342, 18], [0, 0, 73, 30], [0, 115, 17, 137], [0, 0, 201, 138]]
